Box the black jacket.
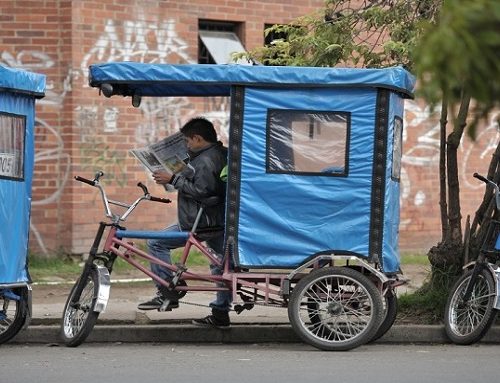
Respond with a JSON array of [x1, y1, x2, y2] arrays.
[[170, 141, 227, 230]]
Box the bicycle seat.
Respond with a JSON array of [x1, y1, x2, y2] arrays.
[[194, 226, 224, 241], [197, 195, 223, 207]]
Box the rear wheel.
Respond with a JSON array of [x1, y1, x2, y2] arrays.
[[444, 268, 497, 345], [60, 267, 100, 347], [289, 267, 384, 351], [0, 286, 28, 344], [369, 288, 397, 343]]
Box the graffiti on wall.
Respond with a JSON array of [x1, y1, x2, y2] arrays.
[[2, 14, 498, 253], [400, 100, 500, 229]]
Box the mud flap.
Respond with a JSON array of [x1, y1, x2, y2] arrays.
[[94, 265, 111, 313], [494, 267, 500, 310]]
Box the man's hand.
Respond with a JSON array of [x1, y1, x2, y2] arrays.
[[152, 170, 173, 185]]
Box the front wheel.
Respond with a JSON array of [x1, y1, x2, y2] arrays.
[[289, 267, 384, 351], [444, 267, 497, 345], [0, 286, 29, 344], [60, 267, 100, 347]]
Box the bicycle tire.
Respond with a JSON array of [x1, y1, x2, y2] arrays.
[[288, 266, 384, 351], [444, 268, 497, 345], [0, 286, 28, 344], [60, 267, 100, 347], [368, 288, 397, 343]]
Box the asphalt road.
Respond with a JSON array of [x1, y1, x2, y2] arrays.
[[2, 343, 497, 383]]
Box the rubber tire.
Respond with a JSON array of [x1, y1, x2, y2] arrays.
[[60, 267, 100, 347], [288, 267, 384, 351], [0, 286, 28, 344], [369, 288, 397, 343], [444, 268, 497, 345]]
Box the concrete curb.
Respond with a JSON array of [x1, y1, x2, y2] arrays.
[[10, 324, 500, 345]]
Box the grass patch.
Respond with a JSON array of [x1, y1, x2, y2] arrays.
[[28, 256, 82, 281], [397, 266, 459, 324], [397, 286, 448, 324], [400, 253, 430, 266], [28, 247, 210, 282]]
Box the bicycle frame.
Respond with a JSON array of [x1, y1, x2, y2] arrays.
[[461, 174, 500, 307], [71, 172, 397, 315]]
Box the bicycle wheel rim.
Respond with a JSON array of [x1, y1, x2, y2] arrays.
[[447, 272, 495, 338], [293, 270, 381, 347], [62, 275, 97, 339]]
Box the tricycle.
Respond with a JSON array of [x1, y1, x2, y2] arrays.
[[0, 65, 45, 344], [61, 63, 414, 351]]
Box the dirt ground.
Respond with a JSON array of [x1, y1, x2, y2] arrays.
[[32, 263, 431, 306]]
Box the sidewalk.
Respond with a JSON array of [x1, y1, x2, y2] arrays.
[[11, 265, 500, 345]]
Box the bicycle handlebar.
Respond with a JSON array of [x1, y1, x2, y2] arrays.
[[473, 173, 489, 184], [150, 196, 172, 203], [74, 175, 96, 186], [74, 172, 171, 222], [474, 172, 500, 211]]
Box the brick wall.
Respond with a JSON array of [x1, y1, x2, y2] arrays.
[[1, 0, 498, 257]]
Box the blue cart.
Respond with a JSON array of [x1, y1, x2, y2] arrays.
[[63, 63, 414, 350], [0, 65, 45, 344]]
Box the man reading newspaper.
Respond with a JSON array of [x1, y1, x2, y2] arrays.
[[138, 117, 232, 329]]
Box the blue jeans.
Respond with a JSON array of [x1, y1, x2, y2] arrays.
[[147, 223, 232, 312]]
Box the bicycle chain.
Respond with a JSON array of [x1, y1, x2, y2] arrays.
[[177, 299, 286, 312]]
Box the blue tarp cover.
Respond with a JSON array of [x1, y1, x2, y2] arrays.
[[88, 62, 414, 273], [0, 65, 46, 98], [89, 63, 415, 98], [0, 66, 45, 284]]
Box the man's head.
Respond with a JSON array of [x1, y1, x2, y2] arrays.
[[181, 117, 217, 152]]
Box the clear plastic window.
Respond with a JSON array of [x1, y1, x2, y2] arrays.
[[391, 117, 403, 181], [267, 110, 350, 176], [0, 113, 26, 180]]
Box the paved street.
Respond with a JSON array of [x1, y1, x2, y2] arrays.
[[2, 343, 499, 383]]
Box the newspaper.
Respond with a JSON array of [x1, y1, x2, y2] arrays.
[[130, 132, 189, 174]]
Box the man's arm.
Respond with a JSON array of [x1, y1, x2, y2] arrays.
[[152, 160, 218, 200], [171, 159, 218, 200]]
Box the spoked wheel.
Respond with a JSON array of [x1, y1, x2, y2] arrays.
[[289, 267, 384, 351], [369, 287, 397, 343], [0, 286, 28, 344], [444, 268, 497, 345], [60, 267, 100, 347]]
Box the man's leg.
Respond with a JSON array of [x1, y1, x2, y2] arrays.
[[193, 235, 232, 328], [138, 223, 187, 310]]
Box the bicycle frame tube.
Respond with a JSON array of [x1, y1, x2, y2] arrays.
[[104, 229, 229, 293]]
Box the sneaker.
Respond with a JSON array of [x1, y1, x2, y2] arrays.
[[192, 314, 231, 330], [137, 293, 179, 311]]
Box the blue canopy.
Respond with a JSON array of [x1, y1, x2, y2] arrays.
[[89, 63, 415, 98], [0, 65, 46, 98], [88, 62, 415, 273]]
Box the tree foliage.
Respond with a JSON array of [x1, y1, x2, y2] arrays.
[[415, 0, 500, 135], [242, 0, 441, 70]]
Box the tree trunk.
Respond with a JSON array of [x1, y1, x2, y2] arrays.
[[439, 95, 449, 241], [428, 90, 471, 277]]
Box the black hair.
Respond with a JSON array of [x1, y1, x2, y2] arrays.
[[180, 117, 217, 143]]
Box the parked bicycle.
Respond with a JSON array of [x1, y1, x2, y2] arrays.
[[444, 173, 500, 344]]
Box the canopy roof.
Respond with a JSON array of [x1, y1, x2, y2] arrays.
[[0, 65, 46, 98], [89, 62, 415, 99]]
